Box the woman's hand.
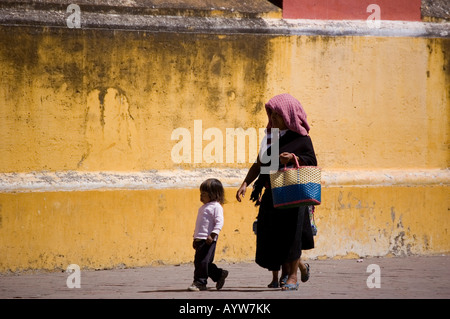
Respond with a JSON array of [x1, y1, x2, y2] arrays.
[[236, 182, 247, 202], [279, 152, 295, 165], [236, 162, 260, 203]]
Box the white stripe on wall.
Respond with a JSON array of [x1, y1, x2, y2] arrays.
[[0, 168, 448, 193]]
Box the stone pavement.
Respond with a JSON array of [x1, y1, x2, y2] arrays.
[[1, 255, 449, 300]]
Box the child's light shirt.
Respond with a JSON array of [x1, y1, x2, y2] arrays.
[[193, 201, 224, 241]]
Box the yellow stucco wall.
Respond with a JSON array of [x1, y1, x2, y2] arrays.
[[0, 29, 448, 171], [0, 186, 448, 271], [0, 25, 448, 271]]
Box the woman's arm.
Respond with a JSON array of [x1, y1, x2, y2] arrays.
[[236, 159, 261, 202]]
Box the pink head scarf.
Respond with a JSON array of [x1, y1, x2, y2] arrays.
[[265, 93, 310, 136]]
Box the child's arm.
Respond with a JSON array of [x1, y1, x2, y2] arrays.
[[206, 205, 224, 244], [206, 233, 217, 245]]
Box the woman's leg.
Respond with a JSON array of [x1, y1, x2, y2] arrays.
[[268, 270, 279, 288], [299, 258, 310, 282], [299, 259, 307, 275], [279, 263, 289, 286], [281, 263, 289, 278], [284, 258, 299, 285]]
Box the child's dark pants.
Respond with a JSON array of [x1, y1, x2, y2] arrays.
[[193, 239, 223, 285]]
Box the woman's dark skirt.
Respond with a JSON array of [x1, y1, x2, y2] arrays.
[[255, 188, 315, 271]]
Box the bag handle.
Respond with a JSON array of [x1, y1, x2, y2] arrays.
[[291, 153, 300, 168], [282, 153, 300, 171]]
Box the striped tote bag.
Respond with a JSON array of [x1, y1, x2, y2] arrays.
[[269, 155, 321, 209]]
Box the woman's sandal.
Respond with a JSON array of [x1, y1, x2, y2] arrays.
[[281, 282, 299, 291], [301, 263, 310, 283], [279, 275, 288, 287]]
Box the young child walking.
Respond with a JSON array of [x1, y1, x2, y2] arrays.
[[188, 178, 228, 291]]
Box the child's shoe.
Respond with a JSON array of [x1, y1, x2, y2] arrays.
[[188, 282, 206, 291], [216, 270, 228, 290]]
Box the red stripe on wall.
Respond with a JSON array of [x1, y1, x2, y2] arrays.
[[283, 0, 421, 21]]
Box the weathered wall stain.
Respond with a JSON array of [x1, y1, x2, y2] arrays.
[[81, 87, 140, 170], [0, 27, 273, 171]]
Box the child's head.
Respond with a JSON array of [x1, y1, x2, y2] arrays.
[[200, 178, 225, 205]]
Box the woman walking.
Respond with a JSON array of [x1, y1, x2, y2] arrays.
[[236, 93, 317, 290]]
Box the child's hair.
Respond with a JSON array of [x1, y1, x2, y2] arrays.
[[200, 178, 225, 204]]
